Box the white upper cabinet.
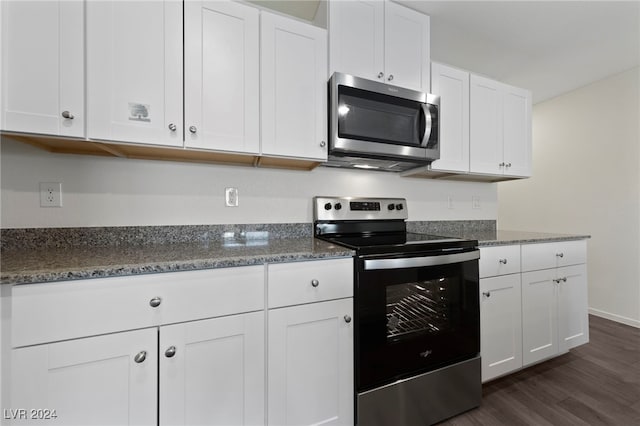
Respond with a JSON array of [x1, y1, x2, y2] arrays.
[[1, 0, 84, 137], [184, 0, 260, 154], [329, 0, 384, 81], [383, 0, 430, 91], [86, 0, 183, 147], [329, 0, 430, 92], [260, 11, 328, 161], [430, 62, 470, 172], [470, 74, 532, 177]]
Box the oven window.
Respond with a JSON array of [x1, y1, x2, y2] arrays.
[[386, 279, 454, 340]]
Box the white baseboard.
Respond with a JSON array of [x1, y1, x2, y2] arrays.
[[589, 307, 640, 328]]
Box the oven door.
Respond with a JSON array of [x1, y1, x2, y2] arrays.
[[355, 249, 480, 392]]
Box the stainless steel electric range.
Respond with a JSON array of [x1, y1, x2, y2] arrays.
[[314, 197, 481, 425]]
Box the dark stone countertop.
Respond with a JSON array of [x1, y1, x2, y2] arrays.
[[1, 237, 354, 285], [470, 230, 591, 247]]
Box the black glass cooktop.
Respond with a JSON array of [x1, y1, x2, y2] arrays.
[[319, 232, 477, 255]]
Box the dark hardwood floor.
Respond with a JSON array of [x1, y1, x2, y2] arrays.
[[440, 315, 640, 425]]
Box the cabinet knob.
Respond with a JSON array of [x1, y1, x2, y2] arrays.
[[499, 258, 508, 264], [499, 162, 505, 167], [311, 279, 319, 287], [556, 253, 564, 258], [61, 111, 74, 120], [134, 350, 147, 363], [189, 125, 197, 134], [168, 123, 177, 132], [165, 346, 177, 358], [506, 162, 512, 167], [387, 74, 394, 82], [377, 72, 384, 79], [320, 141, 326, 148], [149, 297, 162, 308], [482, 291, 491, 298], [344, 315, 352, 323], [561, 277, 567, 282]]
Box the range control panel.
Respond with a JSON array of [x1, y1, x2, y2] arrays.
[[314, 197, 408, 221]]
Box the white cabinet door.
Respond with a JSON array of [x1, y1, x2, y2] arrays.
[[11, 328, 157, 426], [160, 312, 265, 426], [430, 62, 469, 172], [184, 0, 259, 154], [503, 84, 532, 177], [328, 0, 384, 81], [1, 0, 84, 137], [260, 12, 327, 161], [268, 299, 353, 426], [469, 74, 503, 175], [480, 274, 522, 382], [557, 264, 589, 352], [86, 0, 183, 147], [384, 1, 430, 92], [521, 268, 558, 366]]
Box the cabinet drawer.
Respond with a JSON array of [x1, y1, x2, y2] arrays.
[[479, 245, 520, 278], [521, 240, 587, 272], [12, 266, 264, 347], [268, 258, 353, 308]]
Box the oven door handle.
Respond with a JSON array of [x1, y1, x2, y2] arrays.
[[364, 250, 480, 270]]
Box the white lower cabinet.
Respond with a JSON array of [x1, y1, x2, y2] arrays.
[[522, 263, 589, 366], [12, 328, 158, 426], [480, 274, 522, 382], [268, 299, 353, 426], [160, 312, 265, 426], [480, 240, 589, 381]]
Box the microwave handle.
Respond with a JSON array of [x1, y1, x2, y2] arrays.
[[420, 103, 432, 147]]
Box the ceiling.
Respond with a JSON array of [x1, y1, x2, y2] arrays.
[[253, 0, 640, 104]]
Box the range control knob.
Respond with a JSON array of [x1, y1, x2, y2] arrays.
[[388, 204, 395, 211], [396, 204, 404, 211], [334, 203, 342, 210], [324, 202, 332, 211]]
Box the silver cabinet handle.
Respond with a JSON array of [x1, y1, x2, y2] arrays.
[[165, 346, 176, 358], [561, 277, 567, 282], [344, 315, 352, 323], [499, 258, 508, 264], [311, 279, 319, 287], [61, 111, 74, 119], [149, 297, 162, 308], [134, 351, 147, 363], [387, 74, 394, 81], [168, 123, 177, 131], [499, 162, 505, 167], [506, 163, 512, 167], [377, 72, 384, 79], [320, 141, 326, 148], [556, 253, 564, 258], [482, 291, 491, 298], [189, 125, 197, 134]]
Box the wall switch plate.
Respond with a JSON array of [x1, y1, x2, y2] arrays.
[[472, 196, 481, 209], [225, 187, 239, 207], [40, 182, 62, 207]]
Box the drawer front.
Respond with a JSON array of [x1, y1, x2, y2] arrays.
[[479, 245, 521, 278], [12, 266, 264, 347], [268, 258, 353, 308], [521, 240, 587, 272]]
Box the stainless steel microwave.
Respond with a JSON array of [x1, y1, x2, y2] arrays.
[[326, 72, 439, 172]]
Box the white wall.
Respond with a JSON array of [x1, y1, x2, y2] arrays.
[[0, 137, 497, 228], [498, 67, 640, 327]]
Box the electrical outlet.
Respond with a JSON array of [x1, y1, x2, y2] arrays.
[[40, 182, 62, 207], [225, 187, 239, 207], [472, 196, 481, 209]]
